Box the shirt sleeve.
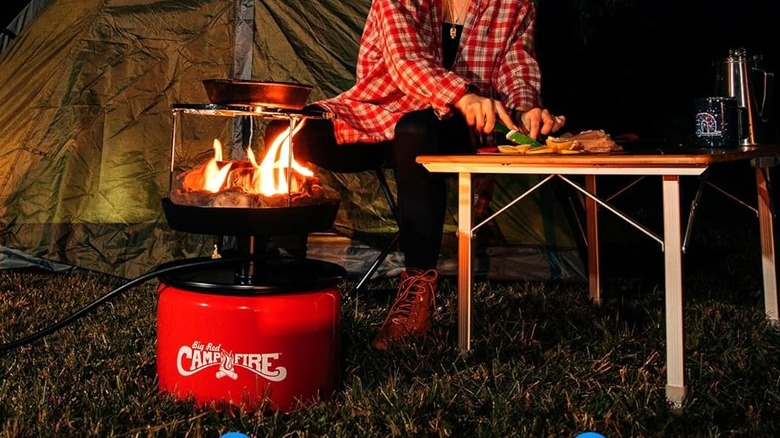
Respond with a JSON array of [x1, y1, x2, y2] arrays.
[[492, 1, 542, 111]]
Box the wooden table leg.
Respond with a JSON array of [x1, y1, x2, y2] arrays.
[[756, 168, 779, 323], [662, 175, 687, 405], [457, 172, 474, 350], [585, 175, 601, 303]]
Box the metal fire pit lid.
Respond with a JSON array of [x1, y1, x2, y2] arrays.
[[159, 257, 346, 293]]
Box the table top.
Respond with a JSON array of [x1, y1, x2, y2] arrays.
[[417, 145, 780, 176]]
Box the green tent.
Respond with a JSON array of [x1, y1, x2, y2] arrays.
[[0, 0, 584, 281]]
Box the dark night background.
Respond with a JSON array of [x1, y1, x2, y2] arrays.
[[535, 0, 778, 144], [2, 0, 778, 144], [1, 0, 28, 35]]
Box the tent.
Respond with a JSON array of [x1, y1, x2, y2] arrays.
[[0, 0, 584, 281]]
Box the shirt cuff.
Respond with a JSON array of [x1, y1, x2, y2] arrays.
[[452, 83, 478, 106]]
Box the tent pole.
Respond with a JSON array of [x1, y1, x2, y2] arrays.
[[231, 0, 256, 160]]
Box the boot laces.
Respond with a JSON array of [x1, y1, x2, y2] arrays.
[[385, 269, 437, 325]]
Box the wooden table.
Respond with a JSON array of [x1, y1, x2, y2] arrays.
[[417, 147, 780, 405]]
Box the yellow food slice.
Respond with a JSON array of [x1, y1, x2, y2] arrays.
[[497, 144, 530, 154], [558, 149, 584, 154], [526, 146, 556, 154], [546, 138, 580, 151]]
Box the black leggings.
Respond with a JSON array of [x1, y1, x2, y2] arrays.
[[267, 108, 472, 270]]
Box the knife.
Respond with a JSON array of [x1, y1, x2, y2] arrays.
[[494, 122, 544, 148]]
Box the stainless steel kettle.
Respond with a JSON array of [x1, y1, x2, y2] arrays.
[[714, 48, 774, 146]]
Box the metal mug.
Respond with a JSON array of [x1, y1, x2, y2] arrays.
[[693, 97, 745, 148]]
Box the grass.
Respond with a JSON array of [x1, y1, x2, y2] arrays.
[[2, 177, 780, 437]]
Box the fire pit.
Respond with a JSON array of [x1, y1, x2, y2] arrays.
[[162, 103, 339, 237], [156, 101, 345, 413]]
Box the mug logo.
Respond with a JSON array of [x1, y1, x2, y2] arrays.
[[175, 340, 288, 382], [695, 112, 720, 136]]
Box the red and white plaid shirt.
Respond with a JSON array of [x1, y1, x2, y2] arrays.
[[318, 0, 541, 144]]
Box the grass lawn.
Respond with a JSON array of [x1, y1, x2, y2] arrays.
[[2, 172, 780, 437]]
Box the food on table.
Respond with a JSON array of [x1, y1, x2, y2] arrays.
[[490, 129, 622, 154], [549, 130, 623, 153], [545, 137, 581, 152], [497, 144, 531, 154], [526, 145, 562, 154]]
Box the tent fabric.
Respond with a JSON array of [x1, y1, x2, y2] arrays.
[[0, 0, 584, 281]]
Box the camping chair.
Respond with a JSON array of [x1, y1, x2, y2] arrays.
[[352, 166, 401, 293], [319, 146, 399, 293]]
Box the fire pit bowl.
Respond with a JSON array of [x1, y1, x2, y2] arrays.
[[203, 79, 313, 109], [161, 197, 339, 237]]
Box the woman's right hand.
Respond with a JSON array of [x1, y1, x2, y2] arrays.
[[455, 93, 517, 134]]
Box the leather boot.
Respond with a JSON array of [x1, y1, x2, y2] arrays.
[[372, 268, 437, 350]]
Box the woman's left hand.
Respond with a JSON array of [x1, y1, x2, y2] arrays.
[[518, 108, 566, 139]]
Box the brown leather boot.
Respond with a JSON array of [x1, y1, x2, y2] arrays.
[[371, 268, 438, 350]]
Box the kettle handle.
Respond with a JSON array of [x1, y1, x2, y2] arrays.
[[753, 67, 774, 122]]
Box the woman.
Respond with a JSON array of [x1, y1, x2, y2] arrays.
[[274, 0, 565, 350]]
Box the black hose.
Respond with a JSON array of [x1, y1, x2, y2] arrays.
[[0, 256, 244, 354]]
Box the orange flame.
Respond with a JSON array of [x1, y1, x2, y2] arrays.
[[251, 121, 312, 195], [203, 139, 233, 193], [191, 122, 312, 196]]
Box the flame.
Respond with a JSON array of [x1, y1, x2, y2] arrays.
[[252, 121, 312, 195], [192, 122, 313, 196], [203, 139, 233, 193]]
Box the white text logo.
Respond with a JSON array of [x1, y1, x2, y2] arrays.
[[176, 341, 287, 382]]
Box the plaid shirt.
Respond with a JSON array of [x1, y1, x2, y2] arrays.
[[318, 0, 541, 144]]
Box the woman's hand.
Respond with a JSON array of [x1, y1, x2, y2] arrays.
[[455, 93, 517, 134], [517, 108, 566, 139]]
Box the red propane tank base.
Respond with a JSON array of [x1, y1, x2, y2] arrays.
[[156, 282, 341, 413]]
